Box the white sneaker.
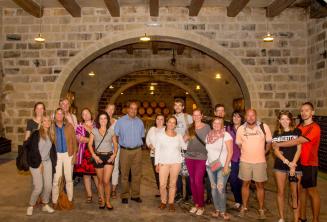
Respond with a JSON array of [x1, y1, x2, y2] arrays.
[[233, 203, 241, 209], [196, 208, 204, 216], [26, 206, 33, 216], [42, 204, 55, 213], [189, 207, 198, 214], [278, 219, 285, 222]]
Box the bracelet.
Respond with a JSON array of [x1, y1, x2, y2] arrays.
[[283, 159, 290, 165]]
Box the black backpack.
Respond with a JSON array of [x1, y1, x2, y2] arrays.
[[16, 141, 29, 171]]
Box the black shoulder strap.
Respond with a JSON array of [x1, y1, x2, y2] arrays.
[[94, 129, 108, 152], [260, 122, 266, 136], [195, 133, 206, 146]]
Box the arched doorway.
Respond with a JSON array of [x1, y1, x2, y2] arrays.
[[52, 28, 255, 113]]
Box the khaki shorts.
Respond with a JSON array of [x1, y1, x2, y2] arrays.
[[238, 162, 267, 182]]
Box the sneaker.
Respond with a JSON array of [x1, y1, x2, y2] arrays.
[[258, 209, 266, 220], [238, 207, 248, 217], [26, 206, 33, 216], [196, 208, 204, 216], [42, 204, 55, 213], [189, 207, 198, 214], [233, 203, 241, 209]]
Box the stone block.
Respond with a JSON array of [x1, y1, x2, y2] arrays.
[[265, 101, 280, 108], [4, 51, 21, 58]]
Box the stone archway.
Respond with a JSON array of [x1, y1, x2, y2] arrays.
[[52, 27, 255, 111]]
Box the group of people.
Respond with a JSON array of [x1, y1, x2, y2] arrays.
[[23, 98, 321, 222]]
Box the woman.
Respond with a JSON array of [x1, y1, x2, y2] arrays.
[[206, 117, 233, 220], [105, 103, 119, 199], [272, 111, 302, 222], [74, 108, 99, 203], [89, 111, 118, 210], [226, 111, 244, 209], [146, 114, 166, 197], [25, 102, 46, 140], [155, 116, 187, 212], [184, 109, 211, 216], [26, 116, 57, 216]]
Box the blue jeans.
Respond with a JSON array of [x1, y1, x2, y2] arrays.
[[206, 166, 230, 212]]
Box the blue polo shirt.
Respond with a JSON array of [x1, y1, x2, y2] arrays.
[[56, 124, 67, 153], [114, 114, 145, 149]]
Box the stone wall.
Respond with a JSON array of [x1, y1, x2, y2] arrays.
[[0, 8, 3, 137], [0, 6, 309, 148], [308, 17, 327, 115]]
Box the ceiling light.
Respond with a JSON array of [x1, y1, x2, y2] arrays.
[[34, 0, 45, 43], [88, 71, 95, 76], [149, 86, 155, 91], [109, 85, 114, 89], [215, 73, 221, 79], [263, 32, 274, 42], [121, 92, 124, 95], [150, 91, 154, 95], [140, 33, 150, 42], [150, 82, 158, 86], [185, 92, 189, 95], [196, 85, 200, 90]]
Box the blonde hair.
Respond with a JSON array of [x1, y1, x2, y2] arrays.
[[39, 116, 55, 143]]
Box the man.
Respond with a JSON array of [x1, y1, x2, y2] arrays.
[[214, 104, 230, 127], [273, 102, 321, 222], [59, 98, 78, 129], [236, 109, 272, 219], [105, 103, 119, 199], [173, 98, 192, 202], [52, 108, 77, 209], [115, 102, 145, 204]]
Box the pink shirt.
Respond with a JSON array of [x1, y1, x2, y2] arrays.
[[236, 122, 272, 164]]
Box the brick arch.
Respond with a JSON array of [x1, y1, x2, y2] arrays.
[[53, 27, 255, 111], [97, 69, 213, 115]]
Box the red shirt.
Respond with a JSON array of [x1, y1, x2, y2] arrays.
[[298, 122, 321, 166]]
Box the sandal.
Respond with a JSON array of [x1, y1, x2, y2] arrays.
[[220, 212, 231, 221], [211, 210, 220, 218], [111, 190, 117, 199], [86, 196, 92, 203]]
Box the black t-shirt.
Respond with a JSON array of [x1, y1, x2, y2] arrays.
[[26, 119, 39, 133], [272, 128, 302, 171]]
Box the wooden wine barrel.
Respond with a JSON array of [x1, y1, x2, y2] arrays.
[[138, 107, 145, 116], [155, 108, 162, 114], [143, 101, 149, 108], [146, 107, 153, 115], [150, 101, 157, 108], [158, 101, 165, 108], [122, 107, 128, 114], [163, 108, 170, 116]]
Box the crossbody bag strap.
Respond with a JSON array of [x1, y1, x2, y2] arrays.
[[94, 129, 108, 152], [195, 132, 206, 146], [216, 135, 225, 162]]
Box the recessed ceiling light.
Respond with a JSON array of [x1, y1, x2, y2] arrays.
[[150, 82, 158, 86], [109, 85, 114, 89], [121, 92, 124, 95], [140, 33, 150, 42], [196, 85, 200, 90], [185, 92, 189, 95], [88, 71, 95, 76], [215, 74, 221, 79], [150, 91, 154, 95], [149, 86, 155, 91]]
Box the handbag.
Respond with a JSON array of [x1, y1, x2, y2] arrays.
[[89, 129, 107, 164], [16, 141, 29, 171], [209, 135, 225, 172]]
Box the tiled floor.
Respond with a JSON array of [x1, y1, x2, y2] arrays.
[[0, 150, 326, 222]]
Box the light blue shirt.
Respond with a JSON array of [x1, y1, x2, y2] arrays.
[[114, 115, 145, 149]]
